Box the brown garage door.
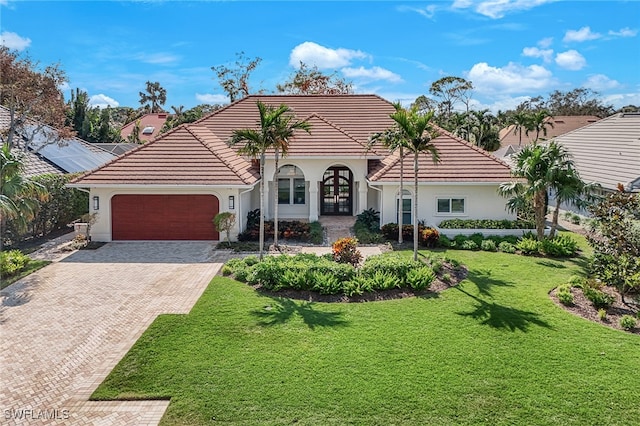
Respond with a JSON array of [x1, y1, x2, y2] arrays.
[[111, 194, 219, 240]]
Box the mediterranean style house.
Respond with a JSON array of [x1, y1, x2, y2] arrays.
[[69, 95, 515, 241]]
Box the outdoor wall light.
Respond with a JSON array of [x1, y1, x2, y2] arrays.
[[93, 196, 100, 210], [229, 195, 235, 210]]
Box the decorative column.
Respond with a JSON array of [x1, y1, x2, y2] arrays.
[[309, 182, 319, 222], [358, 180, 368, 215]]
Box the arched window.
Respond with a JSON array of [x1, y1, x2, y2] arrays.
[[277, 165, 306, 205], [397, 189, 412, 225]]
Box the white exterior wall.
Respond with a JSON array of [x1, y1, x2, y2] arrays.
[[88, 186, 242, 242], [376, 183, 515, 227]]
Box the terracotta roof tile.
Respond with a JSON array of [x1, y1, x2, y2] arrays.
[[120, 113, 169, 143]]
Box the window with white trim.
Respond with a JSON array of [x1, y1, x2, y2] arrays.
[[396, 189, 412, 225], [437, 197, 465, 214], [277, 165, 306, 205]]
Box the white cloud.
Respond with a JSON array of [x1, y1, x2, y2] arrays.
[[555, 50, 586, 70], [538, 37, 553, 48], [563, 26, 601, 43], [398, 4, 437, 19], [0, 31, 31, 50], [608, 27, 638, 38], [135, 52, 180, 65], [602, 92, 640, 109], [522, 46, 553, 62], [289, 42, 368, 69], [584, 74, 620, 91], [453, 0, 555, 19], [195, 93, 229, 104], [466, 62, 555, 95], [472, 95, 533, 114], [341, 66, 403, 83], [89, 94, 119, 109]]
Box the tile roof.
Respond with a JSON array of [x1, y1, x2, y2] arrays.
[[551, 112, 640, 192], [72, 95, 512, 187], [499, 115, 601, 147], [70, 125, 259, 186], [120, 113, 169, 143], [20, 151, 65, 177], [368, 129, 512, 183]]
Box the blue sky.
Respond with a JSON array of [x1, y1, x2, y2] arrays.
[[1, 0, 639, 113]]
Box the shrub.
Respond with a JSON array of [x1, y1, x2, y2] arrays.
[[355, 208, 380, 232], [332, 237, 362, 267], [0, 250, 30, 276], [221, 265, 233, 276], [309, 221, 324, 244], [597, 308, 607, 321], [438, 235, 452, 248], [354, 221, 383, 244], [540, 235, 578, 257], [570, 214, 581, 225], [480, 239, 497, 252], [460, 240, 479, 251], [498, 241, 516, 254], [343, 276, 373, 297], [438, 218, 535, 229], [370, 270, 400, 291], [582, 280, 615, 309], [311, 272, 343, 295], [619, 315, 637, 330], [406, 267, 436, 291], [213, 212, 236, 245], [360, 254, 423, 286], [420, 227, 440, 248], [556, 284, 574, 306], [517, 237, 540, 255], [568, 275, 587, 287], [442, 273, 452, 283]]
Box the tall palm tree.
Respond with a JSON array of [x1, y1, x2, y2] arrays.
[[229, 101, 310, 259], [139, 81, 167, 113], [510, 111, 533, 147], [1, 144, 47, 248], [369, 104, 408, 244], [388, 106, 440, 260], [527, 110, 554, 144]]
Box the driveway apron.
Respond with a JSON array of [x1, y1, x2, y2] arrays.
[[0, 242, 226, 425]]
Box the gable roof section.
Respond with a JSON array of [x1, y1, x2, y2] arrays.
[[369, 129, 512, 183], [120, 113, 169, 143], [552, 112, 640, 191], [499, 115, 601, 147], [196, 94, 397, 147], [70, 125, 258, 186], [263, 114, 383, 158]]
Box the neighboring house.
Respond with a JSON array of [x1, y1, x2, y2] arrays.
[[69, 95, 515, 242], [498, 115, 601, 152], [0, 105, 116, 177], [120, 113, 169, 143], [552, 112, 640, 194], [91, 143, 139, 156]]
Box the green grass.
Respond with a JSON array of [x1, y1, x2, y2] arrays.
[[0, 259, 51, 290], [92, 233, 639, 425]]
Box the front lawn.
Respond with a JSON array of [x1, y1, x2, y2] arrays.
[[93, 235, 640, 425]]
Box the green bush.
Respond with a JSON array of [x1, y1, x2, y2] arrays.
[[343, 276, 373, 297], [438, 218, 535, 229], [354, 221, 383, 244], [498, 241, 516, 254], [556, 287, 574, 306], [438, 235, 452, 248], [582, 280, 615, 309], [460, 240, 479, 250], [406, 267, 436, 291], [540, 235, 578, 257], [312, 272, 343, 295], [370, 270, 400, 291], [309, 221, 324, 244], [480, 239, 497, 252], [517, 237, 541, 255], [597, 309, 607, 321], [619, 315, 637, 330], [0, 250, 30, 276], [221, 265, 233, 276], [360, 254, 423, 286], [355, 208, 380, 232]]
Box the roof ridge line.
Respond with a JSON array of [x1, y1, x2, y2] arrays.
[[304, 113, 372, 152]]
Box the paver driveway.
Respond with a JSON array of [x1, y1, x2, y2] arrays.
[[1, 242, 229, 425]]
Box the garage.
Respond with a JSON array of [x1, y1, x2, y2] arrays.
[[111, 194, 219, 240]]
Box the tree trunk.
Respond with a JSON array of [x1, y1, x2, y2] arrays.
[[273, 148, 279, 250], [399, 147, 404, 245], [413, 152, 419, 262], [533, 189, 547, 241], [549, 198, 561, 239], [259, 152, 265, 260]]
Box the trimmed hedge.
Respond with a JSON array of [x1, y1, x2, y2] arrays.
[[438, 219, 535, 229]]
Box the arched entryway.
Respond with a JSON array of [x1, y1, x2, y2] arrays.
[[321, 166, 353, 215]]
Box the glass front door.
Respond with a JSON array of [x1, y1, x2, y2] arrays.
[[321, 166, 353, 215]]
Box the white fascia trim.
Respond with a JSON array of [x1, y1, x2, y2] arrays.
[[369, 181, 504, 186], [66, 183, 257, 190], [276, 155, 383, 160]]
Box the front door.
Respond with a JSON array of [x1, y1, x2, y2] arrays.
[[321, 166, 353, 215]]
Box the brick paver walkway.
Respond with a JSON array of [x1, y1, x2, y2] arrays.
[[0, 242, 232, 425]]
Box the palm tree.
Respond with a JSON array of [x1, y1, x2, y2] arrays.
[[1, 144, 47, 248], [369, 103, 409, 244], [388, 106, 440, 260], [229, 101, 310, 259], [527, 110, 554, 144], [139, 81, 167, 113], [510, 111, 533, 147], [499, 141, 590, 240]]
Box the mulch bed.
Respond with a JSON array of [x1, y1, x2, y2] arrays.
[[253, 262, 467, 303], [550, 286, 639, 335]]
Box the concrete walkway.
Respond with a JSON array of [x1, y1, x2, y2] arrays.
[[0, 242, 229, 425]]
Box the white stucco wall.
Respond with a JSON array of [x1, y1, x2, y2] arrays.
[[375, 183, 515, 228], [88, 186, 243, 242]]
